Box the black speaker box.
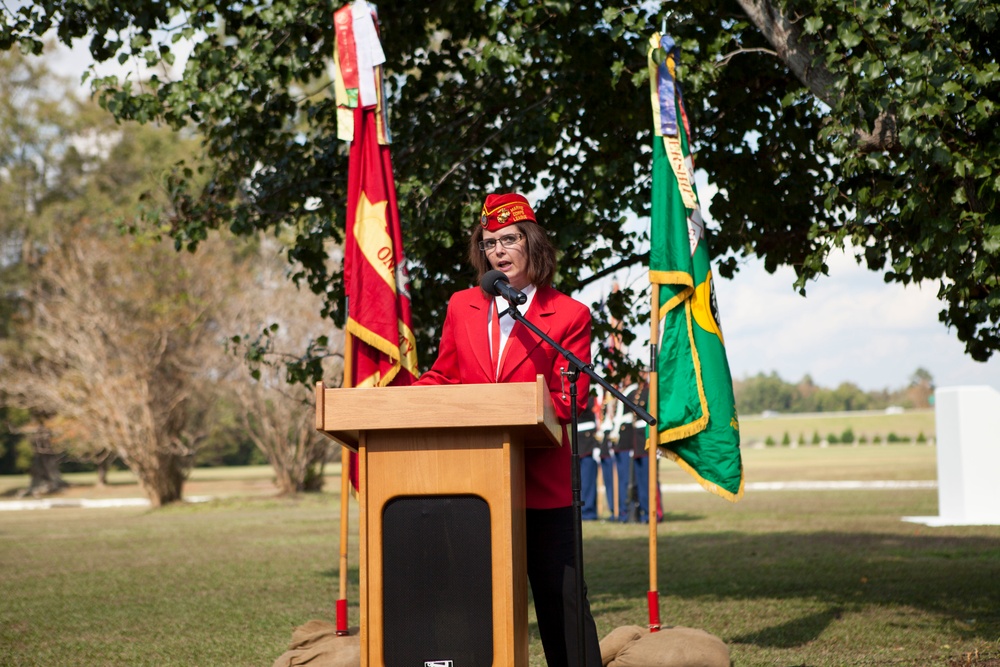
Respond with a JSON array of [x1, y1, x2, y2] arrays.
[[382, 495, 494, 667]]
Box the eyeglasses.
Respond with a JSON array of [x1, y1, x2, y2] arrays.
[[478, 233, 524, 252]]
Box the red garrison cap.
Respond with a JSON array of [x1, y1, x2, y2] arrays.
[[480, 193, 537, 231]]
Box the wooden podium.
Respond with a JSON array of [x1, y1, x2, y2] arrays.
[[315, 376, 561, 667]]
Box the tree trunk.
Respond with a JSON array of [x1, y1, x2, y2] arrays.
[[272, 462, 299, 496], [25, 451, 67, 497], [135, 452, 188, 507], [735, 0, 839, 106], [21, 428, 67, 498], [303, 456, 326, 493], [96, 460, 109, 487], [95, 451, 114, 488]]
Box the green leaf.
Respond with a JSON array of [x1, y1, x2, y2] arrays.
[[864, 59, 884, 78], [803, 16, 824, 34], [837, 22, 863, 49], [940, 81, 961, 95]]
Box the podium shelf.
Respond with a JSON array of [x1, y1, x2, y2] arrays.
[[315, 375, 562, 451]]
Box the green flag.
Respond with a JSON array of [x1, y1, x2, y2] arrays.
[[648, 33, 743, 501]]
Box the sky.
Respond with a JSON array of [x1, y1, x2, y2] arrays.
[[582, 246, 1000, 394], [44, 40, 1000, 395]]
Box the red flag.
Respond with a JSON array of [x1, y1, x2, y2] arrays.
[[336, 3, 418, 492], [344, 105, 419, 390]]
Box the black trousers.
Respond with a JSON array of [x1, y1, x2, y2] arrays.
[[526, 507, 602, 667]]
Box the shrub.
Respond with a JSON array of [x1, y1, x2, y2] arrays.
[[841, 427, 855, 444], [827, 432, 840, 444]]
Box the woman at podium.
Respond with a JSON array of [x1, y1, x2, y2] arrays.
[[415, 192, 602, 667]]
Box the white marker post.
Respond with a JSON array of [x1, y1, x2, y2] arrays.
[[904, 386, 1000, 526]]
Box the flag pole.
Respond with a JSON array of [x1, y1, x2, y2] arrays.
[[332, 0, 420, 641], [336, 330, 354, 636], [647, 282, 662, 632]]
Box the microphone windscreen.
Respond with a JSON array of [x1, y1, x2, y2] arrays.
[[480, 269, 508, 296]]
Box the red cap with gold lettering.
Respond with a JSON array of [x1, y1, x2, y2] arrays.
[[480, 193, 537, 231]]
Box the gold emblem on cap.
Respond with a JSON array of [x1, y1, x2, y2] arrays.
[[497, 209, 511, 225]]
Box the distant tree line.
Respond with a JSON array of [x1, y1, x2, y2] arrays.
[[763, 428, 930, 447], [734, 368, 935, 416]]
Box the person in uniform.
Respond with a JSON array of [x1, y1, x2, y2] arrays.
[[578, 393, 602, 521], [615, 372, 652, 523]]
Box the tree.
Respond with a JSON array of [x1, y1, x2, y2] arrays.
[[830, 382, 871, 412], [721, 0, 999, 361], [7, 222, 244, 506], [733, 371, 796, 413], [0, 50, 241, 505], [0, 47, 218, 505], [221, 237, 341, 495], [2, 50, 347, 503], [0, 48, 120, 490], [906, 367, 935, 408], [792, 374, 819, 412], [2, 418, 67, 497], [228, 363, 331, 495], [2, 0, 997, 380]]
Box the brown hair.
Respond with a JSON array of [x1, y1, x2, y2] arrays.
[[468, 222, 557, 289]]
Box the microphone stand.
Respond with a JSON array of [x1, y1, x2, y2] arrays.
[[501, 302, 655, 666]]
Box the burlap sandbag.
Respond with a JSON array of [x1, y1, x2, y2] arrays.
[[606, 625, 730, 667], [600, 625, 647, 665], [271, 620, 361, 667]]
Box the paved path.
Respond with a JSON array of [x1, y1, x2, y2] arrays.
[[0, 495, 214, 511], [670, 480, 937, 492]]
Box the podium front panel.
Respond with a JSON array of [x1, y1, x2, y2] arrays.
[[382, 495, 493, 666], [360, 427, 529, 667]]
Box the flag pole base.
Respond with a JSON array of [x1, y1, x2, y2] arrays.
[[336, 598, 350, 636], [647, 591, 661, 632]]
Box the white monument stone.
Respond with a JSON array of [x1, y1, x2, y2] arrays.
[[904, 386, 1000, 526]]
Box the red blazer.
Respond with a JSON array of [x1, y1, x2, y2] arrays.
[[415, 285, 592, 508]]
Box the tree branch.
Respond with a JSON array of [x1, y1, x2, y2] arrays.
[[716, 47, 779, 67], [734, 0, 899, 153], [577, 252, 648, 289]]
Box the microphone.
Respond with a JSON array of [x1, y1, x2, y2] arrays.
[[481, 269, 527, 305]]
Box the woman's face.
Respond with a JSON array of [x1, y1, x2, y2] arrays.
[[482, 224, 530, 290]]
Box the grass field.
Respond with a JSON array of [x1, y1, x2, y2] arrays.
[[2, 445, 998, 667], [739, 409, 936, 446]]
